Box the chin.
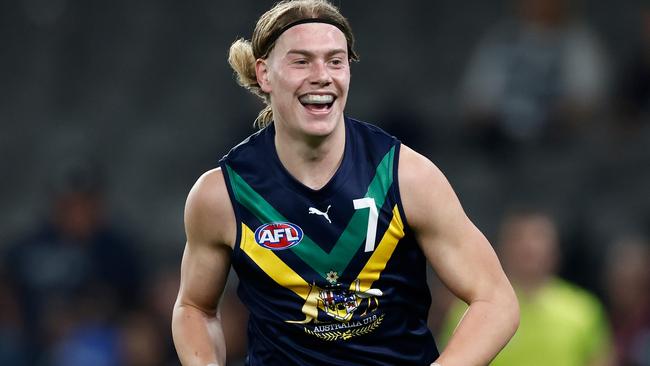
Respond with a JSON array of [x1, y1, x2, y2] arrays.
[[301, 113, 342, 137], [276, 106, 343, 138]]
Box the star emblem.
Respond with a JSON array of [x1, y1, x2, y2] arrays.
[[326, 270, 339, 284]]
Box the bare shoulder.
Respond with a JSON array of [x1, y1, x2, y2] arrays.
[[398, 145, 447, 188], [398, 144, 464, 233], [184, 167, 236, 249]]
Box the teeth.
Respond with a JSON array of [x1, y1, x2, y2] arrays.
[[299, 94, 334, 104]]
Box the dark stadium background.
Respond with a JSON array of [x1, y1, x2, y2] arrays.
[[1, 0, 649, 365]]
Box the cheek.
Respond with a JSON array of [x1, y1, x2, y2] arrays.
[[334, 72, 351, 90], [272, 70, 304, 93]]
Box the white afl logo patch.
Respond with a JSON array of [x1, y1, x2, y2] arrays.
[[254, 222, 303, 250]]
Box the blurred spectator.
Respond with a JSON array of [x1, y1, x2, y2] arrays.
[[50, 322, 121, 366], [604, 236, 650, 366], [3, 158, 142, 364], [128, 268, 182, 366], [440, 209, 613, 365], [615, 6, 650, 130], [459, 0, 609, 153], [119, 310, 168, 366]]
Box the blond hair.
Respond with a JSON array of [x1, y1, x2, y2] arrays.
[[228, 0, 359, 128]]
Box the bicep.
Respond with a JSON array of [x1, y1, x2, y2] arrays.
[[420, 213, 505, 305], [176, 240, 231, 313], [400, 146, 508, 304]]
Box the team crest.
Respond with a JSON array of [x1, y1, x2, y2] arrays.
[[254, 222, 303, 250], [318, 281, 382, 322], [287, 279, 385, 341]]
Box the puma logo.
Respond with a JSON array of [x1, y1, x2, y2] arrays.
[[308, 205, 332, 224]]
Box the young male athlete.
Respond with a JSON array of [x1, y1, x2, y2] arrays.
[[172, 1, 519, 365]]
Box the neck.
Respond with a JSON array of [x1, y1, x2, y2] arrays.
[[274, 120, 346, 190]]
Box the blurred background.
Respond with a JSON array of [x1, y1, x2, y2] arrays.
[[1, 0, 649, 365]]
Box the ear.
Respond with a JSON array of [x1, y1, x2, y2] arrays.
[[255, 59, 272, 93]]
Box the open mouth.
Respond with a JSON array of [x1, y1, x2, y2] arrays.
[[298, 93, 335, 112]]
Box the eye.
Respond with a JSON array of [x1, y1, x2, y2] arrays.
[[329, 58, 345, 68]]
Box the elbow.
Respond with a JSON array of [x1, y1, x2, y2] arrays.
[[174, 298, 219, 318], [506, 288, 520, 339], [489, 282, 520, 341], [510, 305, 520, 338]]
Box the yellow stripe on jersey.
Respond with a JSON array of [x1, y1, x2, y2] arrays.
[[240, 205, 404, 299], [240, 223, 310, 300], [353, 205, 405, 293]]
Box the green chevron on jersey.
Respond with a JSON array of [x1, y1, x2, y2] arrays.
[[225, 146, 394, 278]]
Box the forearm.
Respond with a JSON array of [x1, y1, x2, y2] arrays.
[[172, 303, 227, 366], [436, 296, 519, 366]]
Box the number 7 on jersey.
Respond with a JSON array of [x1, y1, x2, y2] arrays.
[[353, 198, 378, 252]]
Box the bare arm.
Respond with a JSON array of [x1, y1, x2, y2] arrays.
[[172, 168, 236, 366], [399, 146, 519, 366]]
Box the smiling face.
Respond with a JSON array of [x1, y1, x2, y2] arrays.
[[256, 22, 350, 138]]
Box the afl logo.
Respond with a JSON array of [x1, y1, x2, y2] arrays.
[[254, 222, 303, 250]]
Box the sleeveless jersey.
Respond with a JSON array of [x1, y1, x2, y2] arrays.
[[220, 117, 439, 365]]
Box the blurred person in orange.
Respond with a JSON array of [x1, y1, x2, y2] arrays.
[[604, 236, 650, 366], [171, 0, 519, 365], [440, 209, 613, 366]]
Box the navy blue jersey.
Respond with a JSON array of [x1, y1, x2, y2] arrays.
[[220, 117, 438, 365]]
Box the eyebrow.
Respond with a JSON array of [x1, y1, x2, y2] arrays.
[[286, 48, 347, 57]]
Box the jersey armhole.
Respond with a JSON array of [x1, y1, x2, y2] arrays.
[[392, 142, 411, 234], [219, 161, 243, 258]]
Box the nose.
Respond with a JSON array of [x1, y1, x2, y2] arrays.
[[310, 60, 332, 86]]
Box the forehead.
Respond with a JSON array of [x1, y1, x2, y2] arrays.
[[272, 22, 347, 55]]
